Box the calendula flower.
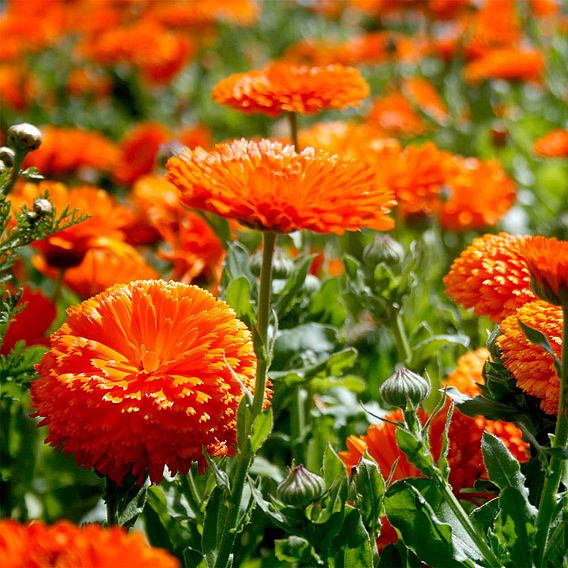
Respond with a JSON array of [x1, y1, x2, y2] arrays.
[[497, 301, 562, 415], [444, 233, 536, 321], [10, 181, 131, 270], [22, 126, 119, 178], [32, 279, 261, 484], [533, 129, 568, 158], [212, 62, 369, 117], [166, 139, 395, 234], [114, 123, 170, 186], [367, 92, 427, 136], [67, 68, 112, 99], [79, 19, 193, 84], [0, 65, 37, 112], [520, 236, 568, 306], [402, 77, 449, 123], [0, 519, 179, 568], [466, 0, 521, 53], [33, 238, 159, 299], [465, 48, 545, 83], [440, 157, 516, 230], [0, 287, 56, 354]]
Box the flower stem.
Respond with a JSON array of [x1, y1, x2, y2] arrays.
[[105, 478, 118, 527], [1, 151, 26, 197], [534, 302, 568, 565], [215, 231, 276, 568], [391, 308, 412, 366], [290, 386, 306, 463], [288, 112, 299, 152]]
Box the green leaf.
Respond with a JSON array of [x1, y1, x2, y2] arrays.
[[202, 486, 224, 555], [395, 428, 434, 474], [224, 276, 256, 325], [274, 536, 314, 564], [410, 335, 470, 368], [117, 485, 148, 529], [470, 498, 499, 536], [340, 506, 374, 567], [273, 254, 314, 318], [438, 402, 454, 482], [350, 456, 385, 535], [323, 443, 346, 489], [517, 320, 561, 375], [250, 408, 273, 454], [494, 487, 537, 567], [385, 478, 483, 566], [481, 433, 530, 496]]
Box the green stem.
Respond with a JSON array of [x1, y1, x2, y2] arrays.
[[215, 231, 276, 568], [391, 309, 412, 366], [105, 478, 118, 527], [534, 302, 568, 565], [1, 151, 26, 197], [288, 112, 299, 152], [290, 386, 306, 463]]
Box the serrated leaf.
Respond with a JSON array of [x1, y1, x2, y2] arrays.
[[470, 498, 500, 536], [224, 276, 256, 325], [250, 408, 273, 454]]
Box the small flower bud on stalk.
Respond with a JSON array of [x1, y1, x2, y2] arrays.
[[363, 235, 405, 268], [0, 147, 15, 167], [276, 464, 326, 508], [380, 367, 430, 409], [7, 123, 43, 153]]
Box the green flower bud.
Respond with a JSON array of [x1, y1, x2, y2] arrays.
[[380, 367, 430, 408], [7, 123, 43, 153], [276, 464, 326, 508], [0, 146, 15, 167], [33, 198, 53, 216], [363, 235, 404, 268]]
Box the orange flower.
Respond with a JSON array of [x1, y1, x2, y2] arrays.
[[402, 77, 448, 123], [23, 126, 118, 178], [367, 92, 426, 136], [465, 48, 545, 83], [32, 279, 261, 484], [497, 301, 562, 415], [0, 519, 179, 568], [466, 0, 521, 53], [67, 68, 112, 99], [440, 157, 516, 230], [533, 129, 568, 158], [444, 233, 536, 321], [520, 236, 568, 306], [33, 238, 159, 299], [79, 19, 193, 84], [212, 62, 370, 117], [0, 65, 37, 112], [0, 287, 56, 354], [10, 181, 131, 270], [114, 123, 170, 186], [166, 139, 395, 234]]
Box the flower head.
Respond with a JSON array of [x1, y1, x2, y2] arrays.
[[444, 233, 536, 321], [520, 236, 568, 306], [32, 279, 261, 484], [465, 48, 545, 83], [497, 301, 562, 414], [212, 62, 370, 117], [533, 129, 568, 158], [166, 139, 395, 234], [0, 519, 179, 568]]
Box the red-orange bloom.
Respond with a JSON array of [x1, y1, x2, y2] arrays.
[[402, 77, 449, 123], [114, 123, 170, 186], [444, 233, 536, 321], [166, 139, 396, 234], [367, 92, 427, 136], [0, 519, 179, 568], [440, 156, 516, 230], [520, 236, 568, 306], [0, 287, 56, 354], [23, 127, 118, 178], [533, 129, 568, 158], [497, 301, 562, 415], [0, 65, 37, 112], [10, 181, 131, 270], [212, 62, 370, 117], [32, 279, 261, 484], [465, 48, 545, 83]]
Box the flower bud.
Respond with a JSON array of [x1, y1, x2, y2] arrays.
[[363, 235, 404, 268], [276, 464, 326, 508], [33, 198, 53, 217], [380, 367, 430, 408], [7, 123, 43, 152], [0, 146, 15, 167]]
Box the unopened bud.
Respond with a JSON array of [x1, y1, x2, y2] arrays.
[[0, 147, 15, 167], [7, 123, 43, 152], [33, 198, 53, 216], [363, 235, 404, 268], [380, 367, 430, 408], [277, 464, 326, 508]]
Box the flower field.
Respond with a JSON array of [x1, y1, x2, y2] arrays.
[[0, 1, 567, 566]]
